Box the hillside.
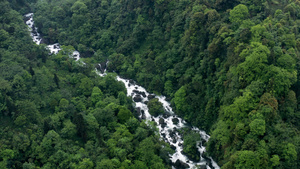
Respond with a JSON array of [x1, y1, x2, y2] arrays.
[[1, 0, 300, 168]]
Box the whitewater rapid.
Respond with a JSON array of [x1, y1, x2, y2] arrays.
[[25, 13, 220, 169]]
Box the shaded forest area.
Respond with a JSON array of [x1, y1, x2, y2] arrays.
[[1, 0, 300, 168]]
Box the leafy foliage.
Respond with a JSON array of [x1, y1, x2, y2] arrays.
[[2, 0, 300, 168]]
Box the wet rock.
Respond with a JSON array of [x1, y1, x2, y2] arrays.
[[170, 145, 176, 150], [198, 164, 207, 169], [140, 92, 146, 97], [141, 112, 146, 119], [172, 118, 179, 125], [24, 15, 31, 22], [148, 94, 155, 100], [174, 159, 189, 169], [178, 143, 183, 147], [169, 130, 176, 138], [32, 30, 38, 36], [134, 107, 141, 119], [163, 111, 171, 118], [202, 154, 212, 168], [133, 95, 142, 102], [129, 79, 135, 85], [159, 118, 167, 128], [161, 133, 166, 138], [132, 90, 147, 98], [144, 101, 148, 104], [159, 118, 165, 124]]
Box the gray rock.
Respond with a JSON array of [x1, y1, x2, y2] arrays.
[[172, 118, 179, 125], [170, 145, 176, 150], [148, 94, 155, 100], [199, 164, 207, 169], [134, 107, 141, 118], [159, 118, 165, 124], [174, 159, 190, 169], [163, 111, 171, 118], [141, 112, 146, 119], [159, 118, 167, 128], [133, 95, 142, 102], [129, 79, 135, 85]]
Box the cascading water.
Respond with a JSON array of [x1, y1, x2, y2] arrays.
[[25, 13, 220, 169], [109, 76, 220, 169], [25, 13, 81, 57]]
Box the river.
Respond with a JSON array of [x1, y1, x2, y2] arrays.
[[24, 13, 220, 169]]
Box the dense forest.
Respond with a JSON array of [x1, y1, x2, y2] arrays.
[[0, 1, 173, 168], [1, 0, 300, 168]]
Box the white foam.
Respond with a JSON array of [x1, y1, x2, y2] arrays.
[[46, 43, 61, 54]]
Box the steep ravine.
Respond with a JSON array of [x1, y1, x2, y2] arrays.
[[25, 13, 220, 169]]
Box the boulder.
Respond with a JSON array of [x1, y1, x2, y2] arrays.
[[174, 159, 189, 169], [172, 118, 179, 125], [159, 118, 165, 124], [134, 107, 141, 118], [140, 91, 146, 98], [159, 118, 167, 128], [169, 130, 176, 138], [170, 145, 177, 150], [129, 79, 135, 85], [199, 164, 207, 169], [172, 137, 177, 143], [133, 95, 142, 102], [148, 94, 155, 100], [141, 112, 146, 119], [24, 16, 31, 22], [202, 154, 212, 168], [163, 111, 171, 118]]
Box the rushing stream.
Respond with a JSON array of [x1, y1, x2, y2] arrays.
[[25, 13, 220, 169]]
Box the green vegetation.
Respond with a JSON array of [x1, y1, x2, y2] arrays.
[[147, 98, 165, 117], [2, 0, 300, 168], [0, 1, 172, 168]]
